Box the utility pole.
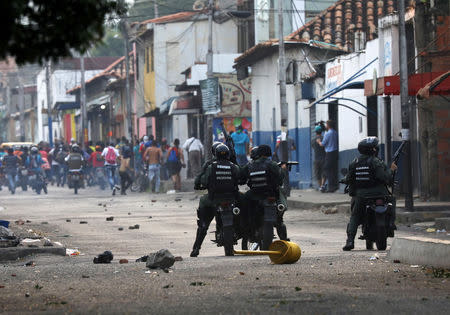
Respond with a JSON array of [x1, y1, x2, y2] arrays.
[[278, 0, 289, 162], [45, 61, 53, 147], [18, 75, 25, 142], [398, 0, 414, 210], [205, 0, 214, 160], [121, 20, 134, 144], [154, 0, 159, 18], [80, 55, 87, 147]]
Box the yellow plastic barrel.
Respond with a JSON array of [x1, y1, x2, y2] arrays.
[[268, 240, 301, 264], [234, 240, 301, 264]]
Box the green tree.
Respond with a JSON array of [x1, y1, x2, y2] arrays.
[[90, 28, 124, 57], [0, 0, 126, 65]]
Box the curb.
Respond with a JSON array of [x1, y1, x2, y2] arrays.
[[435, 218, 450, 230], [287, 199, 349, 210], [396, 211, 450, 224], [0, 247, 66, 262], [388, 236, 450, 268]]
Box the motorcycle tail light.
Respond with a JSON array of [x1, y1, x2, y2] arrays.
[[375, 199, 385, 206], [267, 197, 276, 202], [220, 202, 230, 207]]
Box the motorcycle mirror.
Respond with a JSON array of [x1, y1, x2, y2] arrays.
[[341, 168, 348, 176]]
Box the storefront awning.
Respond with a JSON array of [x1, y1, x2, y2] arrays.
[[364, 72, 450, 97], [87, 95, 110, 109], [159, 96, 178, 115], [54, 102, 80, 111], [168, 95, 200, 115]]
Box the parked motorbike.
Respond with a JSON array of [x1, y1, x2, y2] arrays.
[[68, 170, 83, 194], [212, 201, 241, 256], [360, 197, 394, 250]]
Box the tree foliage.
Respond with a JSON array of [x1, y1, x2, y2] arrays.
[[0, 0, 127, 65], [90, 28, 124, 57]]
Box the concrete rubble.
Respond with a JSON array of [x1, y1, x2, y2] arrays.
[[145, 249, 175, 270]]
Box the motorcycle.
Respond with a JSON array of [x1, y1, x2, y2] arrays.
[[212, 201, 241, 256], [28, 170, 47, 194], [68, 170, 83, 194], [340, 168, 394, 251], [248, 196, 284, 250], [18, 167, 29, 191], [360, 196, 394, 250], [131, 163, 149, 192]]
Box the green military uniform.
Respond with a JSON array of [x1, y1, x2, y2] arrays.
[[344, 154, 396, 247], [241, 157, 288, 241], [190, 158, 241, 256]]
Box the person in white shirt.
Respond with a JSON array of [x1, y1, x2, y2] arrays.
[[101, 142, 120, 190], [183, 135, 204, 178]]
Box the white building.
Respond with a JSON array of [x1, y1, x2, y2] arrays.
[[133, 11, 239, 145], [36, 57, 118, 143], [235, 0, 413, 189]]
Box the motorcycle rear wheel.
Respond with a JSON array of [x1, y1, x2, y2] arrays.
[[376, 226, 387, 250], [366, 240, 374, 250], [222, 226, 234, 256], [261, 222, 274, 250], [74, 181, 78, 195]]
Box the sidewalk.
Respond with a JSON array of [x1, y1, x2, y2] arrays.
[[287, 189, 350, 210]]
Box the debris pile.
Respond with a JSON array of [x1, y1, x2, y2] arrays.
[[0, 226, 20, 248], [93, 251, 113, 264]]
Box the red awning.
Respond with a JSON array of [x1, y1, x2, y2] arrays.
[[364, 72, 450, 96]]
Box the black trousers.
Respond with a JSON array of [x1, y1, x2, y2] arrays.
[[325, 150, 339, 191], [119, 171, 132, 193]]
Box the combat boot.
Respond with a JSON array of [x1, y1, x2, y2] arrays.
[[276, 224, 289, 241], [342, 239, 355, 251], [190, 223, 208, 257], [342, 224, 355, 251]]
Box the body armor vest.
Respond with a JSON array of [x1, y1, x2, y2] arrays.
[[68, 153, 83, 170], [353, 157, 378, 188], [209, 160, 237, 199], [248, 159, 277, 195]]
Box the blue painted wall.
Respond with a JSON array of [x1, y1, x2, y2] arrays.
[[253, 127, 312, 189]]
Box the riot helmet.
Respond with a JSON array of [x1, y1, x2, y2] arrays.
[[358, 137, 379, 155], [211, 141, 222, 157], [215, 144, 230, 160], [250, 146, 260, 160], [258, 144, 272, 158]]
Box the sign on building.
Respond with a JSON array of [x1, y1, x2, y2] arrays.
[[200, 77, 220, 115]]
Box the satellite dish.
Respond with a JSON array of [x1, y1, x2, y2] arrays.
[[193, 0, 205, 11]]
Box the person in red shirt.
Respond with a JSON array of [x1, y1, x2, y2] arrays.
[[88, 146, 105, 168], [88, 146, 107, 189]]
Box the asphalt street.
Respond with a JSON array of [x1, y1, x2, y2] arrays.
[[0, 186, 449, 314]]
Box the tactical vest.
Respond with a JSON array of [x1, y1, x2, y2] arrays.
[[68, 153, 83, 170], [248, 159, 277, 195], [352, 156, 378, 188], [208, 160, 237, 199]]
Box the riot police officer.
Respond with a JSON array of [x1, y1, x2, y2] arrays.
[[194, 141, 222, 190], [342, 137, 397, 251], [190, 144, 240, 257], [241, 145, 288, 242]]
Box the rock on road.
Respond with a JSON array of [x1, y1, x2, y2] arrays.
[[0, 187, 449, 314]]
